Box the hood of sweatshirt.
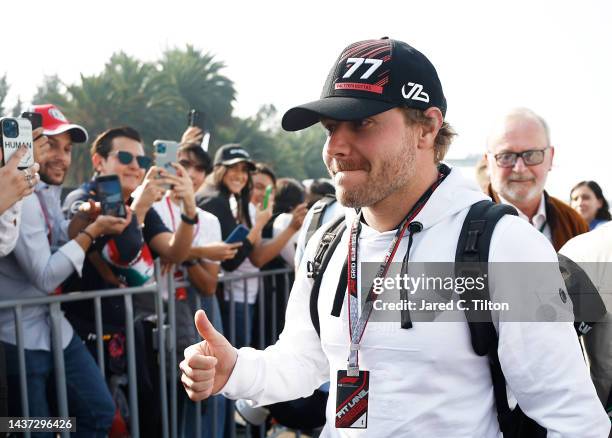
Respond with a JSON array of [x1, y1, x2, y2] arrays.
[[341, 167, 489, 236]]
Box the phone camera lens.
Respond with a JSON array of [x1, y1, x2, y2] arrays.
[[1, 119, 19, 138], [157, 143, 167, 154]]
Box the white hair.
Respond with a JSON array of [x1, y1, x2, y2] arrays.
[[486, 107, 551, 150]]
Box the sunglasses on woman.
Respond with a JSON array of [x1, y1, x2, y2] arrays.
[[112, 150, 152, 170]]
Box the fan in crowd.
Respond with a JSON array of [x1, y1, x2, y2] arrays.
[[570, 180, 611, 230]]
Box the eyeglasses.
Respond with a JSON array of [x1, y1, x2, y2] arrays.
[[491, 147, 550, 168], [112, 150, 152, 170], [178, 159, 207, 173]]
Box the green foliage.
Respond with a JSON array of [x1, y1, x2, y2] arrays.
[[33, 75, 69, 108], [11, 96, 22, 117], [27, 46, 327, 187]]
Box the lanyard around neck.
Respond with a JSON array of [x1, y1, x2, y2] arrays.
[[345, 169, 447, 375]]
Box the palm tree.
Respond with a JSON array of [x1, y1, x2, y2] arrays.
[[156, 45, 236, 138]]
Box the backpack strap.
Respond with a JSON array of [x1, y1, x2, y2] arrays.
[[455, 200, 517, 354], [305, 196, 337, 245], [307, 215, 346, 337], [456, 200, 530, 436]]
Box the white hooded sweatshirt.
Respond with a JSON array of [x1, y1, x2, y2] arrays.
[[221, 168, 610, 437]]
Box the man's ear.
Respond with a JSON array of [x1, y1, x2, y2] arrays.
[[548, 146, 555, 171], [92, 153, 104, 173], [417, 107, 444, 150]]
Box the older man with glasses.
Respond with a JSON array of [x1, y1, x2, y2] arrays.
[[485, 107, 588, 250]]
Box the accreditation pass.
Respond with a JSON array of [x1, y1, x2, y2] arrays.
[[335, 370, 370, 428]]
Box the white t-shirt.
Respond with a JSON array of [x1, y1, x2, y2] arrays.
[[153, 195, 222, 297], [560, 223, 612, 405], [225, 198, 259, 304], [269, 213, 298, 269]]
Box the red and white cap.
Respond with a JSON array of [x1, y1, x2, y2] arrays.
[[31, 104, 88, 143]]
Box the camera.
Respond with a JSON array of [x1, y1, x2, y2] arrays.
[[1, 119, 19, 138], [156, 142, 167, 154]]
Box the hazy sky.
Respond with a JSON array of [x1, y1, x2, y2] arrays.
[[3, 0, 610, 198]]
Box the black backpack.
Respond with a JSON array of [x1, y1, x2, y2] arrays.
[[306, 199, 607, 438]]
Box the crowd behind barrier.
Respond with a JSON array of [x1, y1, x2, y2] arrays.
[[0, 96, 611, 438], [0, 257, 296, 438]]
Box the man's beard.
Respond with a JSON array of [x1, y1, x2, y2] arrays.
[[39, 162, 67, 186], [326, 135, 417, 208], [497, 173, 543, 205]]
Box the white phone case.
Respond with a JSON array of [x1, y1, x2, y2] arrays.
[[1, 117, 34, 169], [153, 139, 179, 176]]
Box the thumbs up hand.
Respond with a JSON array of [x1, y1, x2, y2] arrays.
[[180, 310, 238, 401]]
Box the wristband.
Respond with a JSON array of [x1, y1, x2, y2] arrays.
[[182, 259, 199, 267], [181, 212, 198, 225], [79, 229, 95, 242]]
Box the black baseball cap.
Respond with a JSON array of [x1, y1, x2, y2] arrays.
[[282, 37, 447, 132], [213, 144, 256, 171]]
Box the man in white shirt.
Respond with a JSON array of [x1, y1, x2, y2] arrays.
[[153, 140, 233, 438], [560, 223, 612, 412], [180, 39, 610, 437], [0, 104, 130, 436]]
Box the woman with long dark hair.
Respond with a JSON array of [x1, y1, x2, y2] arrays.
[[570, 181, 611, 230], [196, 144, 272, 348]]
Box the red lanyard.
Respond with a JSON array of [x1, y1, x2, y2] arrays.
[[166, 196, 200, 236], [345, 171, 447, 375]]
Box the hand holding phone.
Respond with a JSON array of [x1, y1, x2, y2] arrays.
[[96, 174, 127, 218], [187, 109, 210, 151], [188, 109, 206, 130], [1, 117, 34, 170], [154, 140, 179, 177], [0, 147, 39, 214], [263, 185, 273, 210], [224, 224, 250, 244]]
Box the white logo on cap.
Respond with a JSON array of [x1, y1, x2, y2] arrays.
[[49, 108, 68, 122], [230, 148, 249, 157], [342, 58, 383, 80], [401, 82, 429, 103]]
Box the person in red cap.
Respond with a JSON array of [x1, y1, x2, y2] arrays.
[[0, 104, 128, 436], [33, 104, 87, 186]]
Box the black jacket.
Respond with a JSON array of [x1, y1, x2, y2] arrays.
[[196, 190, 254, 271]]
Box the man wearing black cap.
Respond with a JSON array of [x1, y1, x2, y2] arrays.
[[181, 39, 610, 437]]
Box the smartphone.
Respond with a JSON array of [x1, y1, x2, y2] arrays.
[[154, 140, 179, 177], [0, 117, 34, 169], [188, 109, 206, 130], [263, 185, 273, 210], [21, 112, 43, 130], [225, 224, 250, 244], [96, 174, 127, 218]]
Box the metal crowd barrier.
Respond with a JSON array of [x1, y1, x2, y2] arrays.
[[1, 260, 296, 438]]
